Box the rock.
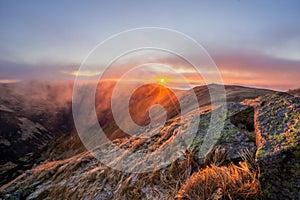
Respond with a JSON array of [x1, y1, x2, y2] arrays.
[[255, 92, 300, 199], [192, 102, 257, 164]]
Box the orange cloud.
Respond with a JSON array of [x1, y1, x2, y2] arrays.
[[0, 79, 21, 84]]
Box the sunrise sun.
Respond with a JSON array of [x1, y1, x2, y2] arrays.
[[155, 76, 169, 86]]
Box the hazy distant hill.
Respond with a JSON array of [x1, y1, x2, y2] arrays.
[[287, 87, 300, 97], [0, 82, 74, 185]]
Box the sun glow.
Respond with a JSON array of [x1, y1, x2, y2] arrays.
[[155, 76, 169, 86]]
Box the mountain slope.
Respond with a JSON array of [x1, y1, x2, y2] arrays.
[[1, 84, 287, 200], [0, 102, 260, 200], [0, 82, 73, 185]]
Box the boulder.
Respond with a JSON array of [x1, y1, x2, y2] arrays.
[[191, 102, 257, 165], [255, 92, 300, 199]]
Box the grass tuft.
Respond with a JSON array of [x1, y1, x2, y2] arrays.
[[176, 161, 261, 200]]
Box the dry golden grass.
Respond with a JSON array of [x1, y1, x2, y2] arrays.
[[203, 146, 227, 167], [111, 147, 261, 200], [1, 144, 262, 200], [113, 152, 195, 200], [1, 117, 262, 200], [176, 161, 261, 200]]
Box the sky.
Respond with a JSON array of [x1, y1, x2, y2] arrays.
[[0, 0, 299, 90]]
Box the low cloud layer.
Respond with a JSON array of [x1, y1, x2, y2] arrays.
[[0, 48, 299, 91]]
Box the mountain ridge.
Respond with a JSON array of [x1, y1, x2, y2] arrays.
[[1, 83, 299, 199]]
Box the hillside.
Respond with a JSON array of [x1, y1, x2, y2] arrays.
[[0, 82, 73, 186], [1, 83, 299, 199]]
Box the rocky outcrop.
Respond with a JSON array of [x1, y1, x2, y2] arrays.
[[190, 102, 256, 165], [255, 92, 300, 199]]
